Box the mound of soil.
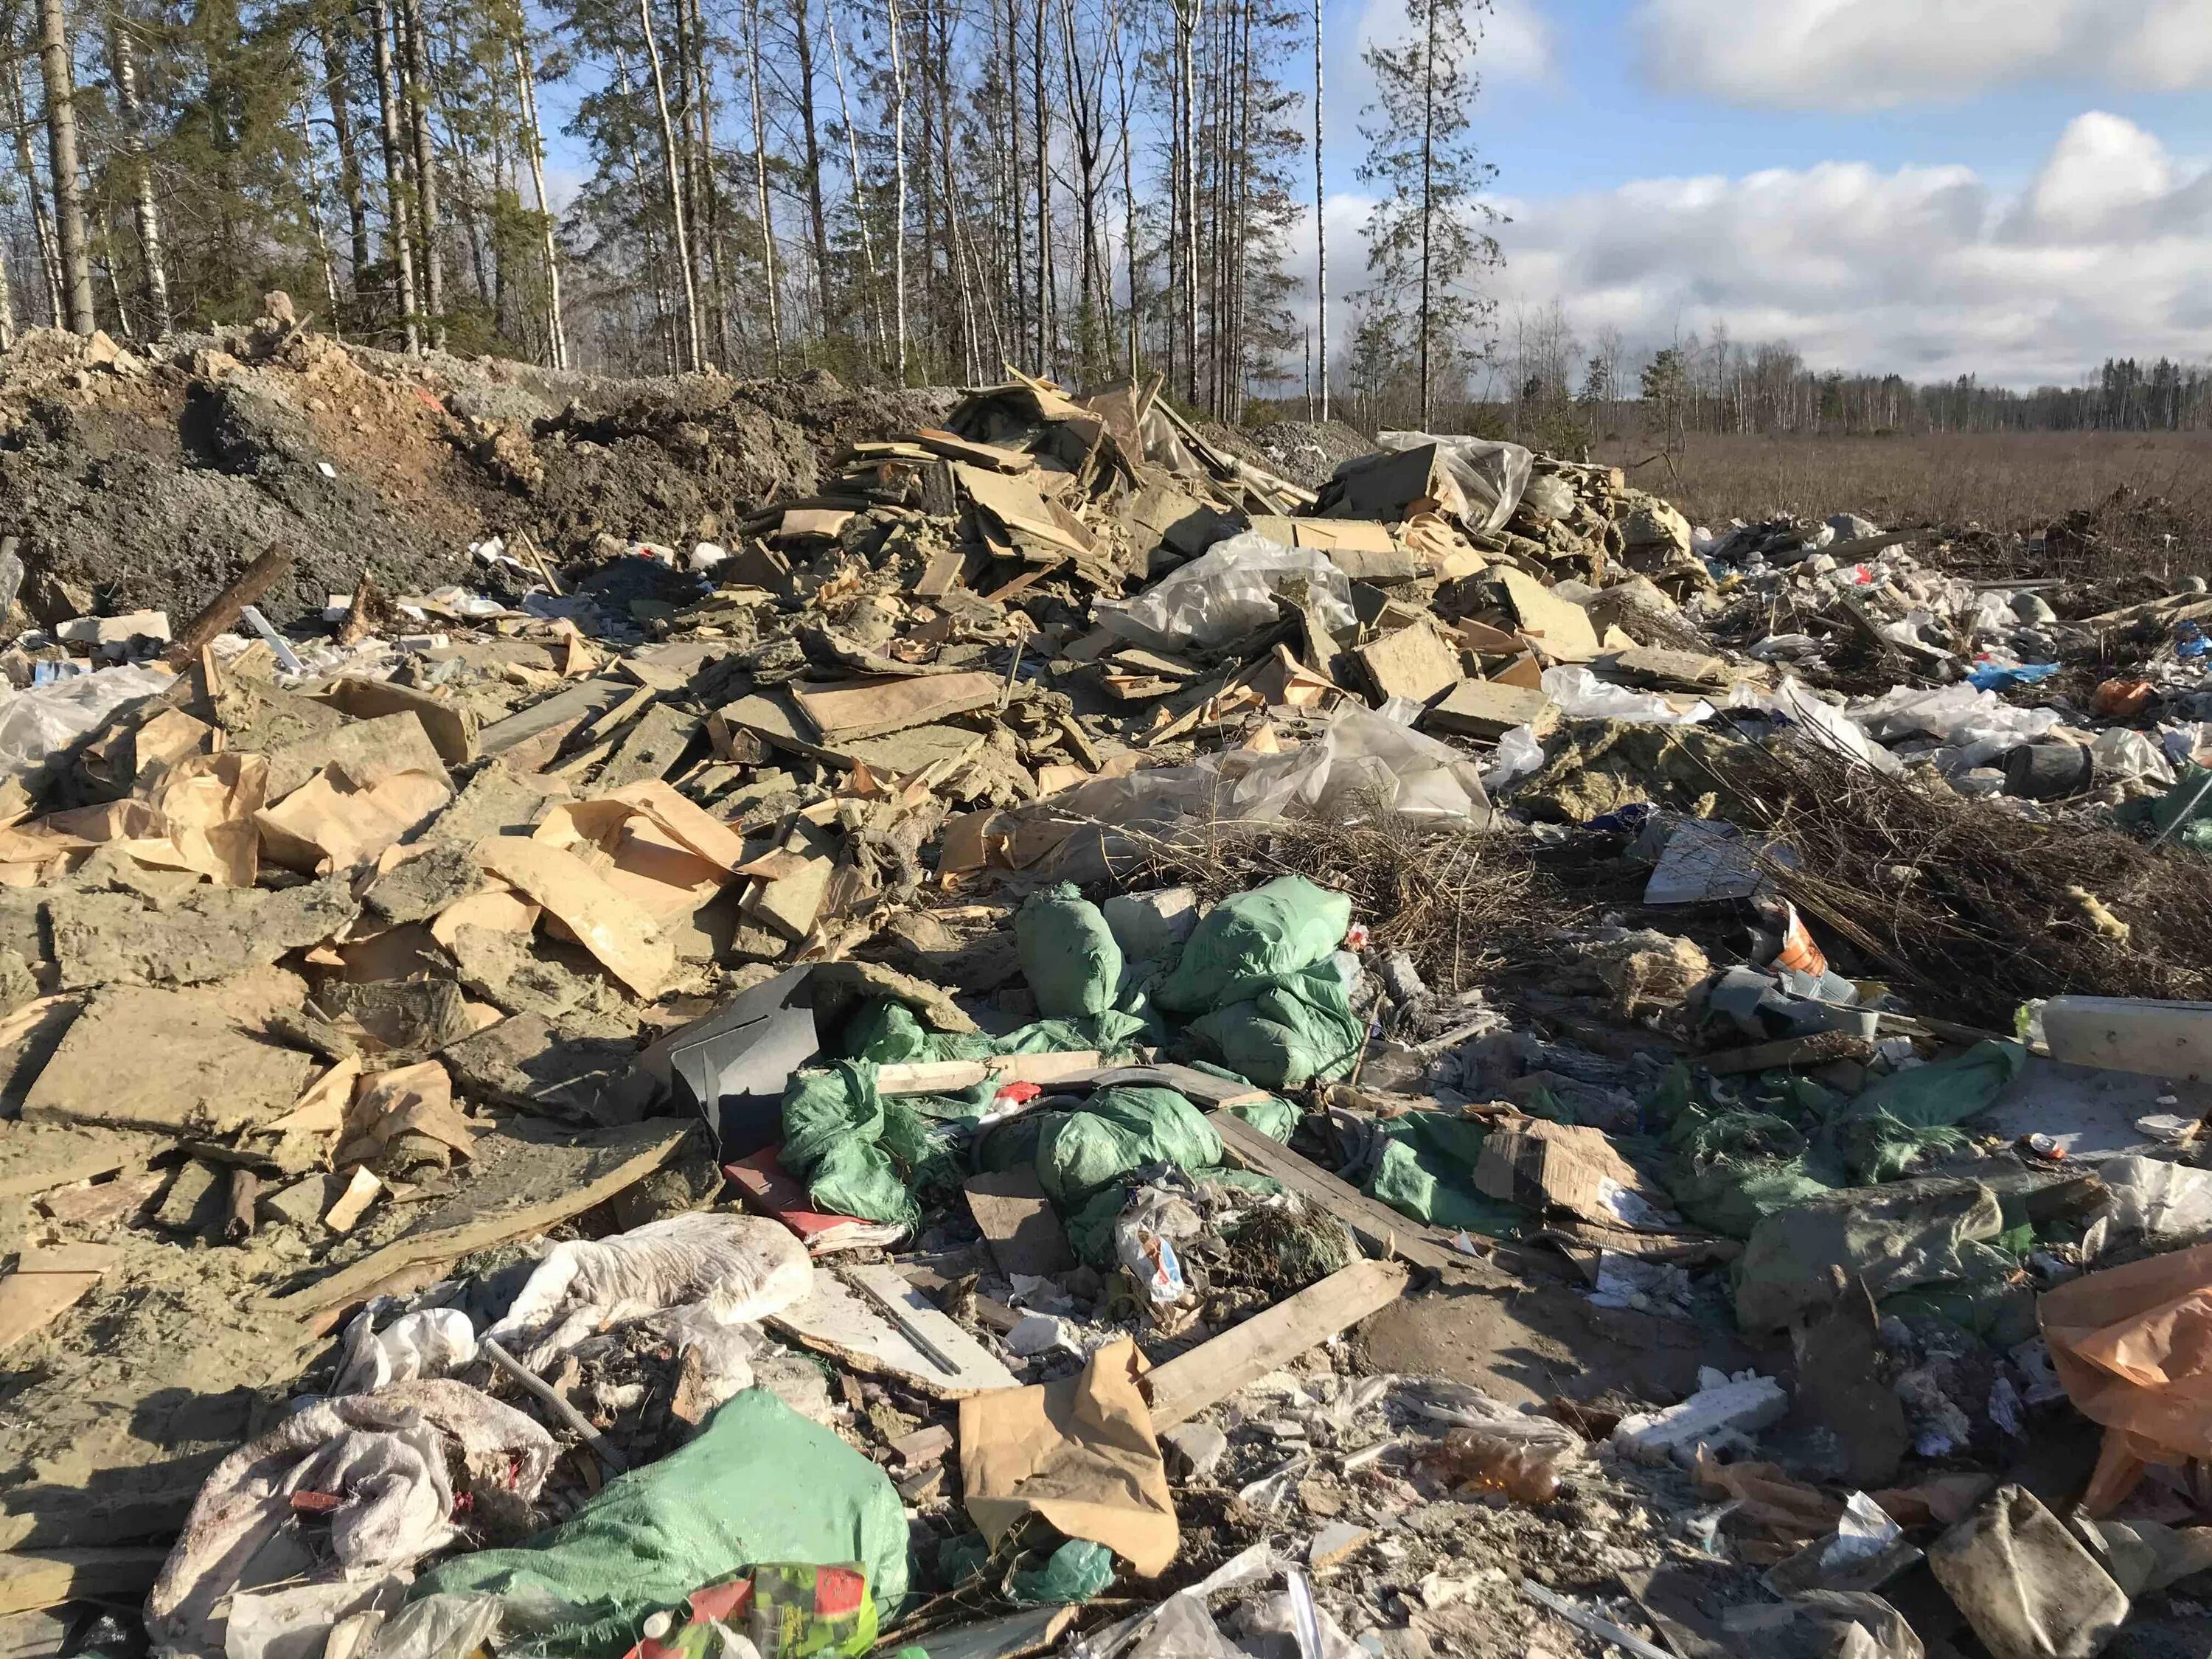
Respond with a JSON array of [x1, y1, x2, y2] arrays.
[[0, 329, 955, 626]]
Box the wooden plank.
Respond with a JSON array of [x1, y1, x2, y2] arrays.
[[167, 543, 293, 664], [964, 1166, 1077, 1278], [2044, 997, 2212, 1082], [912, 543, 967, 599], [789, 672, 1001, 743], [768, 1263, 1020, 1398], [1144, 1259, 1411, 1427], [1072, 1064, 1268, 1108], [916, 430, 1037, 472], [1208, 1110, 1461, 1272], [0, 1548, 170, 1617], [268, 1120, 691, 1315], [877, 1050, 1101, 1096]]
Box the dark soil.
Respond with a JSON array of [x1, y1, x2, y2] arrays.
[[0, 329, 959, 627]]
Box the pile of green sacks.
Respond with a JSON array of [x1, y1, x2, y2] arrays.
[[777, 875, 1349, 1238]]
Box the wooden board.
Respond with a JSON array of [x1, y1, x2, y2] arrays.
[[1208, 1109, 1461, 1272], [268, 1119, 690, 1315], [477, 676, 635, 757], [2043, 997, 2212, 1082], [0, 1243, 120, 1355], [789, 673, 1001, 743], [964, 1166, 1077, 1278], [1495, 568, 1600, 663], [1144, 1258, 1411, 1427], [0, 1548, 170, 1616], [877, 1050, 1102, 1096], [768, 1263, 1020, 1398]]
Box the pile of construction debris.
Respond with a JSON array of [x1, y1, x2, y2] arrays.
[[10, 346, 2212, 1659]]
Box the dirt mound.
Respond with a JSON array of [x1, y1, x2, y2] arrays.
[[1200, 417, 1374, 490], [0, 330, 953, 626]]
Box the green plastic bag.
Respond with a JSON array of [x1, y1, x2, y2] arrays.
[[1009, 1540, 1115, 1606], [1185, 962, 1364, 1089], [1017, 883, 1124, 1019], [1223, 1093, 1297, 1141], [1363, 1112, 1523, 1235], [1034, 1085, 1222, 1207], [1662, 1105, 1830, 1240], [1155, 877, 1350, 1015], [781, 1062, 920, 1228], [1732, 1177, 2005, 1334], [415, 1389, 911, 1659]]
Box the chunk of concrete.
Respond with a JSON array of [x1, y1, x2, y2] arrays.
[[1102, 887, 1200, 962], [1161, 1422, 1228, 1479]]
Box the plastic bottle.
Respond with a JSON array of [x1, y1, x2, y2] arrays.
[[1419, 1428, 1566, 1503]]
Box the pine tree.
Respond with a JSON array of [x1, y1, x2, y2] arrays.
[[1356, 0, 1498, 428]]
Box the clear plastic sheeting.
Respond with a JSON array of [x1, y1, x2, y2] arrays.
[[1846, 683, 2062, 773], [1542, 667, 1714, 726], [1482, 726, 1548, 793], [0, 661, 173, 776], [1374, 431, 1535, 535], [1092, 532, 1354, 653], [1728, 678, 1905, 775], [484, 1212, 814, 1371], [1043, 706, 1489, 880], [2098, 1156, 2212, 1242]]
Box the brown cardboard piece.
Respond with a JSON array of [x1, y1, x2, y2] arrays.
[[1354, 622, 1464, 706], [1423, 679, 1559, 741], [789, 672, 1001, 743], [1472, 1116, 1666, 1227], [0, 1242, 121, 1354], [474, 835, 676, 998], [959, 1335, 1178, 1576], [255, 767, 451, 874]]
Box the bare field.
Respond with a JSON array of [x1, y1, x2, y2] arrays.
[[1590, 430, 2212, 545]]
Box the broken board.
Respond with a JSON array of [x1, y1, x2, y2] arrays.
[[789, 673, 1001, 743], [964, 1166, 1077, 1277], [1209, 1109, 1461, 1272], [269, 1119, 691, 1315], [767, 1263, 1019, 1398], [1144, 1259, 1411, 1427]]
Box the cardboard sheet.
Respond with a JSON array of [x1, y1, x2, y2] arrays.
[[475, 835, 676, 998], [959, 1336, 1178, 1576]]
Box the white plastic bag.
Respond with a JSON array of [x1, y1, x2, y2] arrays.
[[332, 1308, 478, 1397], [484, 1212, 814, 1369], [1728, 678, 1904, 775], [2090, 727, 2174, 785], [1095, 532, 1354, 653], [1541, 666, 1714, 726], [2099, 1155, 2212, 1242], [1482, 725, 1548, 793]]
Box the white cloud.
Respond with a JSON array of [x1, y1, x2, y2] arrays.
[[1452, 114, 2212, 386], [1634, 0, 2212, 105], [1337, 0, 1552, 133]]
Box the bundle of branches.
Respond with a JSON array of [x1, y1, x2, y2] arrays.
[[1126, 793, 1544, 995], [1703, 738, 2212, 1027]]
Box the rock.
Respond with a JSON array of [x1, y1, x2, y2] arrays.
[[1622, 501, 1692, 557], [1309, 1521, 1374, 1569], [1161, 1422, 1228, 1479], [1828, 512, 1881, 541], [2011, 592, 2059, 625]]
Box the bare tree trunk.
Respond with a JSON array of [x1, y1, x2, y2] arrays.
[[368, 0, 420, 348], [614, 49, 677, 370], [1029, 0, 1046, 372], [1113, 35, 1135, 375], [787, 0, 832, 338], [681, 0, 731, 364], [108, 13, 167, 333], [6, 60, 61, 324], [1174, 0, 1199, 403], [744, 0, 779, 369], [512, 38, 565, 369], [319, 14, 372, 302], [396, 0, 442, 346], [36, 0, 92, 333], [824, 2, 886, 359], [1312, 0, 1324, 422], [1416, 0, 1434, 428], [296, 99, 343, 327], [885, 0, 908, 383], [637, 0, 700, 369]]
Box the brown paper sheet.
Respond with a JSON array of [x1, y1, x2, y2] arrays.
[[958, 1335, 1178, 1576]]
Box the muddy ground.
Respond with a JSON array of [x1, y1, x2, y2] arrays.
[[0, 327, 957, 627]]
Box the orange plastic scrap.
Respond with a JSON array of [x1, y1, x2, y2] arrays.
[[2092, 678, 2155, 720], [2040, 1239, 2212, 1512]]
